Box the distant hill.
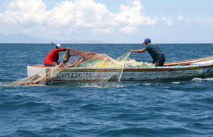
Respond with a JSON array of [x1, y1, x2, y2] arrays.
[[0, 33, 103, 43], [0, 34, 49, 43]]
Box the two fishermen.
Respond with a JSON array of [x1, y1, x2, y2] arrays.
[[44, 38, 165, 67]]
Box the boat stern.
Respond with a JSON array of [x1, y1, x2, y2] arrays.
[[27, 65, 47, 77]]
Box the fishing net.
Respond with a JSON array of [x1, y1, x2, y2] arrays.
[[66, 48, 153, 68], [7, 48, 154, 86]]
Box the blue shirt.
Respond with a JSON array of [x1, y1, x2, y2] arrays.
[[144, 43, 164, 60]]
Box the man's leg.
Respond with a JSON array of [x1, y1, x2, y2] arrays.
[[155, 56, 165, 66]]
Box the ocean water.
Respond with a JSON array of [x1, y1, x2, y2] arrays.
[[0, 43, 213, 137]]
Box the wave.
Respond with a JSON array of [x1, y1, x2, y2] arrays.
[[192, 77, 213, 81]]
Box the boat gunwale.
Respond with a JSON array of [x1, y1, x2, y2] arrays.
[[28, 63, 213, 72]]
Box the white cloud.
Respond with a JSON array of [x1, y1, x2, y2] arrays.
[[1, 0, 47, 24], [167, 20, 173, 26], [161, 17, 173, 26], [178, 15, 183, 20], [114, 0, 143, 26], [0, 0, 169, 34], [120, 26, 137, 34], [92, 28, 114, 34]]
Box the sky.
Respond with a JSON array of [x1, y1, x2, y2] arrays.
[[0, 0, 213, 43]]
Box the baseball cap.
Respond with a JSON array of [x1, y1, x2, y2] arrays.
[[143, 38, 151, 44], [56, 43, 62, 48]]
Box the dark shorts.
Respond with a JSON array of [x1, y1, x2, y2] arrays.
[[153, 55, 165, 66]]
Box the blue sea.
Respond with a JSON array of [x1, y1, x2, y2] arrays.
[[0, 43, 213, 137]]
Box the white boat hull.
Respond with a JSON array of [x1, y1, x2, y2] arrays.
[[27, 63, 213, 84]]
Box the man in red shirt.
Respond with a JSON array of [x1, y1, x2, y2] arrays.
[[43, 43, 67, 67]]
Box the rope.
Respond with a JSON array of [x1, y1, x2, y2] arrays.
[[118, 51, 131, 81]]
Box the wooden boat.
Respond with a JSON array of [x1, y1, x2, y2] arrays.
[[27, 56, 213, 84]]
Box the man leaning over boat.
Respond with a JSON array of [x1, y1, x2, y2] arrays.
[[43, 43, 68, 67], [130, 38, 165, 66]]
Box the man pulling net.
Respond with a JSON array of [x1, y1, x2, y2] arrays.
[[7, 48, 154, 86]]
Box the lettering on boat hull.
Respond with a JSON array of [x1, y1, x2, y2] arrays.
[[54, 72, 92, 80]]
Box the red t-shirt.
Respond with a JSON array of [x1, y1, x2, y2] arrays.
[[43, 48, 66, 65]]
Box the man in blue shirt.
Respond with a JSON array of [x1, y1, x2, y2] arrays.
[[130, 38, 165, 66]]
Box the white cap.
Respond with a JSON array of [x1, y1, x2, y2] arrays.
[[56, 43, 62, 48]]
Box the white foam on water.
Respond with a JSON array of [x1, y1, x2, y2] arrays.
[[171, 82, 181, 84], [80, 82, 125, 88], [192, 77, 213, 81]]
